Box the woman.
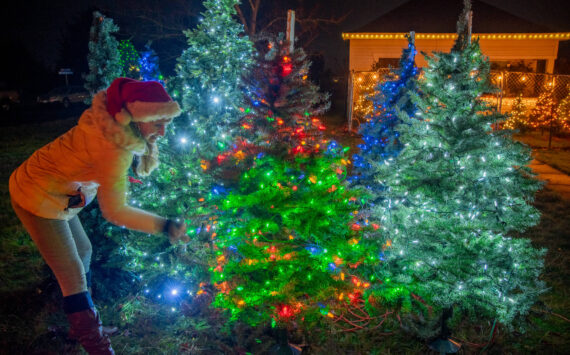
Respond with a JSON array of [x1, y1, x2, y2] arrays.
[[9, 78, 189, 354]]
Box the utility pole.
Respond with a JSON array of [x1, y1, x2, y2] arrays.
[[286, 10, 295, 54]]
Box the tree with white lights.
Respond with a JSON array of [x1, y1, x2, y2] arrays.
[[503, 94, 529, 132], [105, 0, 254, 316], [84, 11, 121, 98], [366, 0, 546, 339], [557, 89, 570, 131], [172, 0, 254, 160]]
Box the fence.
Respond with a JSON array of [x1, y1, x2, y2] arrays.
[[347, 70, 570, 131]]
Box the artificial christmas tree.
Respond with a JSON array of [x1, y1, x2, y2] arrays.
[[173, 0, 254, 160], [366, 0, 545, 341], [352, 75, 377, 125], [503, 94, 529, 132], [104, 0, 255, 316], [84, 11, 121, 99], [238, 33, 330, 159], [209, 35, 380, 330]]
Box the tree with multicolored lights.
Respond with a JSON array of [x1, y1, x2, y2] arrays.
[[366, 0, 545, 339], [118, 39, 142, 79], [530, 84, 557, 131], [503, 94, 529, 131], [237, 33, 329, 158], [84, 11, 121, 98], [556, 89, 570, 131], [139, 43, 164, 83], [208, 35, 382, 328], [352, 32, 419, 199]]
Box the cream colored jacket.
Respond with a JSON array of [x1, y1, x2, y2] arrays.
[[9, 91, 166, 235]]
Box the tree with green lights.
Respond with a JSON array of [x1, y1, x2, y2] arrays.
[[503, 94, 529, 131], [118, 39, 142, 79], [207, 35, 383, 329], [84, 11, 121, 99], [366, 0, 545, 339], [352, 32, 419, 201]]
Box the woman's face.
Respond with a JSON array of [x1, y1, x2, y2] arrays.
[[136, 119, 170, 143]]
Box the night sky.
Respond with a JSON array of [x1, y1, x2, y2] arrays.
[[1, 0, 569, 92]]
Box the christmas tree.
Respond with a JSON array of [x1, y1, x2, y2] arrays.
[[352, 32, 419, 198], [139, 42, 164, 83], [209, 36, 379, 328], [503, 94, 529, 131], [556, 89, 570, 131], [530, 84, 558, 131], [84, 11, 121, 98], [118, 39, 142, 79], [352, 74, 378, 124], [366, 0, 545, 338], [238, 33, 330, 158], [104, 0, 255, 316], [173, 0, 254, 160]]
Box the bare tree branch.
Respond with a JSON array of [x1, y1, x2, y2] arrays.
[[234, 4, 249, 35]]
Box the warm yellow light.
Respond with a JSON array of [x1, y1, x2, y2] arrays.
[[341, 32, 570, 41]]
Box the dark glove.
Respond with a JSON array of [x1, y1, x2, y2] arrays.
[[163, 219, 190, 244]]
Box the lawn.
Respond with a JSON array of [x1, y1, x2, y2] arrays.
[[1, 117, 569, 354], [513, 131, 570, 175]]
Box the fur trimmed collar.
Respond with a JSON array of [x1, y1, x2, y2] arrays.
[[78, 91, 147, 154]]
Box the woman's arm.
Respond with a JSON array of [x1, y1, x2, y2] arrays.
[[96, 152, 167, 235]]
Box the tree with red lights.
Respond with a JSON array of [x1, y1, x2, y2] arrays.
[[530, 84, 558, 132]]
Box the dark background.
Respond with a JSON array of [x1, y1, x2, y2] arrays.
[[1, 0, 569, 102]]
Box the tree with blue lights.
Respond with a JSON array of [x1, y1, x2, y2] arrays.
[[366, 0, 546, 340], [118, 39, 142, 79], [139, 42, 164, 83], [351, 32, 419, 202]]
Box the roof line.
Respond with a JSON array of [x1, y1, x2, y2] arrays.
[[342, 32, 570, 41]]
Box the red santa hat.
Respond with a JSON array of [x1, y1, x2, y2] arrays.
[[106, 77, 181, 126]]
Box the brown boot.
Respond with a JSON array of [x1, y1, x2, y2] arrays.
[[67, 307, 115, 355], [87, 286, 118, 336]]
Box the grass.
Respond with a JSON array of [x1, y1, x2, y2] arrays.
[[1, 117, 569, 354], [513, 131, 570, 174]]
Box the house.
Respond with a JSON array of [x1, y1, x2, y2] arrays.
[[343, 0, 569, 74], [341, 0, 570, 127]]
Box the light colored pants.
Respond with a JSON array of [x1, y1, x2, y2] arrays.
[[11, 199, 92, 297]]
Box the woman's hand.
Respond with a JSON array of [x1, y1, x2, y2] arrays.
[[164, 219, 190, 245]]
